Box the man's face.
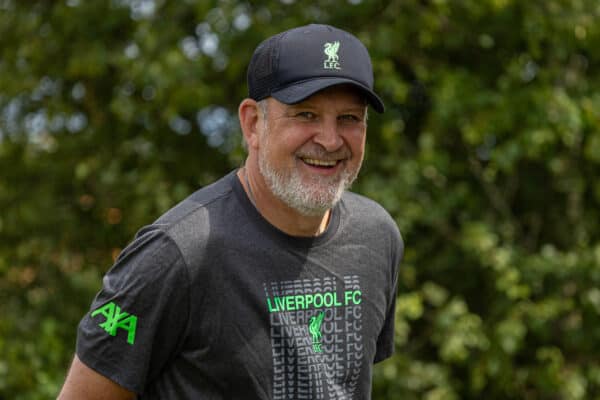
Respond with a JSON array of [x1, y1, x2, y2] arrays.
[[256, 85, 368, 216]]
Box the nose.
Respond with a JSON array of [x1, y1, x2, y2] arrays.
[[312, 117, 343, 152]]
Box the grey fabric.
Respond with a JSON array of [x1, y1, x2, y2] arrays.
[[76, 170, 403, 399]]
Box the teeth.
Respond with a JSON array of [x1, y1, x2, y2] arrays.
[[302, 158, 337, 167]]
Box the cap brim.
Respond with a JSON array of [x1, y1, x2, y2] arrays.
[[271, 77, 385, 113]]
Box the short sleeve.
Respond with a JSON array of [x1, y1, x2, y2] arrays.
[[76, 228, 190, 394], [373, 225, 403, 363]]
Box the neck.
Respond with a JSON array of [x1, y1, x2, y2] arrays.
[[237, 165, 331, 237]]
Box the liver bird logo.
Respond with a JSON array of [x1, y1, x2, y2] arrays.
[[324, 41, 340, 62], [309, 311, 325, 353], [323, 41, 341, 69]]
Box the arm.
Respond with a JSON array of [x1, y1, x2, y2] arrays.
[[57, 355, 136, 400], [64, 230, 190, 398]]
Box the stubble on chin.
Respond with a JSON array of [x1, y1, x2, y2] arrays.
[[258, 150, 360, 217], [255, 113, 363, 216]]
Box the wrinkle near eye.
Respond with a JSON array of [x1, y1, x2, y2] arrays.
[[338, 115, 360, 122], [297, 112, 317, 120]]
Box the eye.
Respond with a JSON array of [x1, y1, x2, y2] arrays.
[[338, 114, 362, 123], [296, 111, 317, 120]]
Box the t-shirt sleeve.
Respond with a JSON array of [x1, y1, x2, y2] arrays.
[[76, 227, 190, 394], [373, 224, 403, 363]]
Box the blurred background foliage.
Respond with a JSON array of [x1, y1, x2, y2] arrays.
[[1, 0, 600, 399]]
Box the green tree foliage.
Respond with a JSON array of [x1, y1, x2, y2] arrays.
[[1, 1, 599, 398]]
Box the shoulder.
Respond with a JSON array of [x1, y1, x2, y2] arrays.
[[341, 192, 400, 233], [153, 171, 238, 231], [340, 191, 403, 255], [121, 171, 240, 273]]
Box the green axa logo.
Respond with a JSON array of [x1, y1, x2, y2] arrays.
[[91, 301, 138, 345], [308, 311, 325, 353]]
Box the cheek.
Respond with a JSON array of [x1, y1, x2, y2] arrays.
[[278, 131, 315, 157], [260, 133, 300, 167], [347, 133, 366, 158]]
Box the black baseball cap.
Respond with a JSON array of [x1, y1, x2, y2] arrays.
[[247, 24, 385, 113]]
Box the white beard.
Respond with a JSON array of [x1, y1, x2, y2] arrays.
[[258, 136, 360, 217]]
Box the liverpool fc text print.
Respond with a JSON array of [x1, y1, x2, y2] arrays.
[[264, 275, 364, 399]]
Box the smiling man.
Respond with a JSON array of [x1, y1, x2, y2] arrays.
[[240, 84, 367, 236], [59, 24, 403, 400]]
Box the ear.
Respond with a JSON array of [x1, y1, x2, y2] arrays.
[[238, 98, 262, 150]]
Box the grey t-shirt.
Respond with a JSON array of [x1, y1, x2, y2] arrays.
[[77, 170, 403, 399]]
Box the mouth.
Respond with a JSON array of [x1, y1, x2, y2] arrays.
[[300, 157, 340, 169]]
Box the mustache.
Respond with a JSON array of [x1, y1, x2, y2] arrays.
[[296, 146, 352, 160]]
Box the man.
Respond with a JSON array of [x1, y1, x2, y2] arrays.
[[59, 23, 403, 399]]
